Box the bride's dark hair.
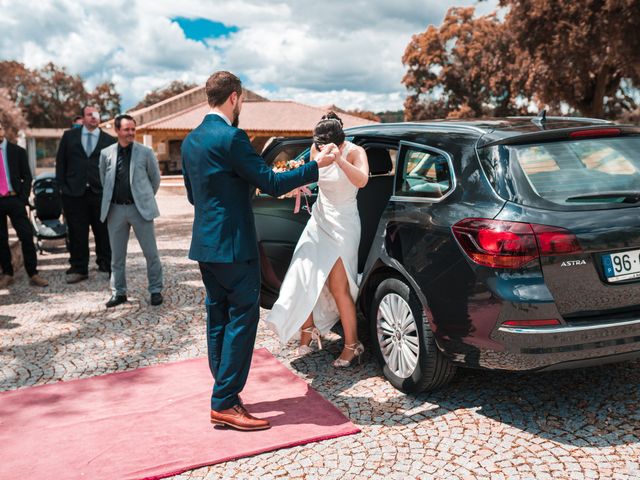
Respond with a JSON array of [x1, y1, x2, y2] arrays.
[[313, 111, 345, 149]]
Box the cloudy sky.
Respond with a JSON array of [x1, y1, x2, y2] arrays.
[[1, 0, 498, 112]]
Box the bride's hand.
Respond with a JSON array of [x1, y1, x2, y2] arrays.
[[315, 143, 337, 168], [333, 145, 344, 166]]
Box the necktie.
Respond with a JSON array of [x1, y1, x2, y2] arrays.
[[85, 132, 94, 156], [0, 149, 8, 196]]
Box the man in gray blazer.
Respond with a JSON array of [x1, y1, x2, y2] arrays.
[[99, 114, 163, 308]]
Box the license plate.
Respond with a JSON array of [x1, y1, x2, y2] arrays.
[[602, 249, 640, 282]]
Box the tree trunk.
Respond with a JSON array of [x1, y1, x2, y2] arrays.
[[588, 64, 611, 118]]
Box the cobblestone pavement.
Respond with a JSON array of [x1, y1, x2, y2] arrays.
[[2, 190, 640, 479]]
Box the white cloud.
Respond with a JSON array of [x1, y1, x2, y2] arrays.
[[1, 0, 499, 112]]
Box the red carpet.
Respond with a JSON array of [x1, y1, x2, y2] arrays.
[[0, 348, 359, 480]]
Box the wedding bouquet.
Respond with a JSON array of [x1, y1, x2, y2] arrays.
[[272, 158, 305, 173], [256, 158, 312, 213], [256, 158, 306, 199]]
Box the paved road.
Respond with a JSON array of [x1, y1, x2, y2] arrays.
[[2, 190, 640, 479]]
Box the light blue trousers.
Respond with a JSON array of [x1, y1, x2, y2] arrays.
[[107, 204, 163, 296]]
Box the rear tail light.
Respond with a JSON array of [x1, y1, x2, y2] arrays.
[[569, 128, 620, 138], [531, 224, 581, 254], [502, 319, 560, 327], [452, 218, 581, 268]]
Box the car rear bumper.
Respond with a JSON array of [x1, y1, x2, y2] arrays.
[[449, 317, 640, 371]]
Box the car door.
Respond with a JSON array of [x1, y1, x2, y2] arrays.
[[254, 137, 314, 307]]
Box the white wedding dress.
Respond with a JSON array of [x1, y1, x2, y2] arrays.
[[265, 142, 360, 343]]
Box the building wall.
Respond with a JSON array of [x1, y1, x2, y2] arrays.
[[135, 130, 188, 175], [133, 90, 206, 126]]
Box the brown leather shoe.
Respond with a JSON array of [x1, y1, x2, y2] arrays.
[[29, 274, 49, 287], [210, 404, 271, 431]]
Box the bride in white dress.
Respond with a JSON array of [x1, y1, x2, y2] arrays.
[[265, 112, 369, 367]]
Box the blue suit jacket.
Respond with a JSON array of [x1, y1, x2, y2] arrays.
[[182, 114, 319, 263]]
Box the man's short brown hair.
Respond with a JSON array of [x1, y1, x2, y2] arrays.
[[206, 71, 242, 107]]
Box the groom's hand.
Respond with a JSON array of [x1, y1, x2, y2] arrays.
[[314, 143, 337, 168]]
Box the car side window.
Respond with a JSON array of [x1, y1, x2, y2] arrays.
[[396, 145, 453, 198]]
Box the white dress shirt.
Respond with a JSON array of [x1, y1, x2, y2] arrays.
[[0, 138, 13, 192], [207, 110, 232, 126], [81, 126, 100, 155]]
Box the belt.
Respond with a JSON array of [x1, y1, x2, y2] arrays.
[[112, 199, 134, 205], [0, 192, 17, 198]]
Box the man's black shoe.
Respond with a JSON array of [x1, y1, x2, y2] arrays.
[[150, 293, 163, 306], [106, 294, 127, 308], [66, 272, 89, 284], [97, 264, 111, 274]]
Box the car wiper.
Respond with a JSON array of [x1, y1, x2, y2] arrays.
[[566, 191, 640, 203]]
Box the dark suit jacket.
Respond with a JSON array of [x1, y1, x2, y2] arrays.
[[55, 127, 116, 197], [4, 141, 32, 205], [182, 114, 319, 263]]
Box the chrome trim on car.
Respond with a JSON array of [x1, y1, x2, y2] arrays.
[[498, 317, 640, 334], [345, 122, 488, 135], [390, 195, 446, 204]]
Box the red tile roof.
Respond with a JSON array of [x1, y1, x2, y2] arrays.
[[138, 101, 378, 133], [127, 86, 266, 118]]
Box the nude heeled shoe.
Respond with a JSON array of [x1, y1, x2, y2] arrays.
[[296, 327, 323, 356], [332, 342, 364, 368]]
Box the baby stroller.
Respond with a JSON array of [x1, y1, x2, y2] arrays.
[[30, 172, 68, 253]]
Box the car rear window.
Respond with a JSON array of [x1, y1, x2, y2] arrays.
[[481, 136, 640, 209]]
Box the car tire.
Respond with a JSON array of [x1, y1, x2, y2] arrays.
[[369, 276, 456, 393]]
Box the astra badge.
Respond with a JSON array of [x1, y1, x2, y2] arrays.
[[561, 260, 587, 267]]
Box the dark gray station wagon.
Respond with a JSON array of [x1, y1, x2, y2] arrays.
[[253, 117, 640, 393]]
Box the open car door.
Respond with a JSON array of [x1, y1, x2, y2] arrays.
[[254, 137, 314, 308]]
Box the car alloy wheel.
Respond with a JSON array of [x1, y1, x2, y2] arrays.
[[370, 276, 456, 393], [376, 292, 420, 379]]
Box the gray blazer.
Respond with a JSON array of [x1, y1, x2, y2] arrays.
[[99, 142, 161, 222]]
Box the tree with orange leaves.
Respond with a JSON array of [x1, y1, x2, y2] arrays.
[[0, 61, 121, 128], [500, 0, 640, 118], [0, 88, 27, 142], [403, 7, 528, 120], [403, 2, 640, 120]]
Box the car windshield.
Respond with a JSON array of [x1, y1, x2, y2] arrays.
[[506, 136, 640, 206]]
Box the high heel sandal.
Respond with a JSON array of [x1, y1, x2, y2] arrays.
[[296, 327, 323, 356], [332, 342, 364, 368]]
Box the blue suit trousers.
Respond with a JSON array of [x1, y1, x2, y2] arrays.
[[198, 259, 261, 411]]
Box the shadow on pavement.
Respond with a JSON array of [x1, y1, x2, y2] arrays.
[[0, 315, 19, 330], [289, 323, 640, 448]]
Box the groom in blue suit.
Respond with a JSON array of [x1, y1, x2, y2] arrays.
[[182, 71, 336, 431]]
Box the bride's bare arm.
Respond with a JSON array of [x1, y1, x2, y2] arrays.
[[336, 145, 369, 188]]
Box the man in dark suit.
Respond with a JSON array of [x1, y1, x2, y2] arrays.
[[0, 121, 48, 288], [182, 71, 336, 431], [55, 106, 116, 283]]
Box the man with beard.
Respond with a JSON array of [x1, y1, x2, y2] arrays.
[[181, 71, 337, 431]]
